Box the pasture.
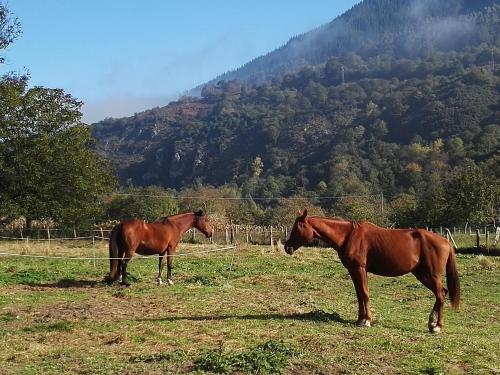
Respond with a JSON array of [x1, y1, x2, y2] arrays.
[[0, 240, 499, 374]]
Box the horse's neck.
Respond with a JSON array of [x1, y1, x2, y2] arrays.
[[166, 213, 195, 234], [309, 217, 353, 250]]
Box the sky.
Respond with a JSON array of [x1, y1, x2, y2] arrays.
[[2, 0, 360, 123]]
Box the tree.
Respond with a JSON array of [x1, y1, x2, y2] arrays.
[[259, 197, 324, 226], [444, 163, 500, 227], [0, 3, 117, 227], [0, 3, 20, 63], [0, 82, 117, 227], [105, 187, 177, 222]]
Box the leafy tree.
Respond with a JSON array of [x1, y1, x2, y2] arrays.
[[444, 163, 500, 226], [0, 82, 117, 227], [0, 3, 20, 63], [0, 5, 116, 227], [388, 193, 418, 227], [105, 187, 177, 222], [259, 197, 324, 226]]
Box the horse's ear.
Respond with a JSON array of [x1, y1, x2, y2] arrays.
[[301, 209, 308, 219]]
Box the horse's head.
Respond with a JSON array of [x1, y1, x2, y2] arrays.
[[193, 209, 212, 238], [284, 209, 314, 255]]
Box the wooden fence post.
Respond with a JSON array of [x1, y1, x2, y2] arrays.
[[476, 229, 480, 249], [270, 226, 273, 246]]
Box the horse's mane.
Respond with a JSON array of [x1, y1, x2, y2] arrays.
[[310, 215, 361, 228], [154, 211, 196, 224]]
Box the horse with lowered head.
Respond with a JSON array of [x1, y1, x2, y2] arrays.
[[284, 209, 460, 333], [106, 210, 212, 286]]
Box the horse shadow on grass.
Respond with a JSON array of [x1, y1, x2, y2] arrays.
[[137, 310, 351, 325], [25, 278, 100, 289]]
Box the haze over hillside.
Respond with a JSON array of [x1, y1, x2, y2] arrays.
[[192, 0, 499, 92]]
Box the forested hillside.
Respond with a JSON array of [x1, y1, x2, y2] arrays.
[[92, 0, 500, 227]]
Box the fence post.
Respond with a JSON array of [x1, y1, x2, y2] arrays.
[[46, 228, 51, 254], [270, 226, 273, 246], [92, 236, 96, 268], [246, 226, 249, 244], [230, 225, 234, 244], [100, 227, 104, 241], [476, 229, 480, 249], [225, 228, 229, 244]]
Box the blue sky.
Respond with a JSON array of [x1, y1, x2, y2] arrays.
[[3, 1, 360, 123]]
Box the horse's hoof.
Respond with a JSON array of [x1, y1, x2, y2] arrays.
[[157, 278, 163, 286], [357, 319, 371, 327], [430, 326, 441, 334], [167, 279, 174, 286]]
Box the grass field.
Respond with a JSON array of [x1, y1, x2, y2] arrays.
[[0, 240, 499, 374]]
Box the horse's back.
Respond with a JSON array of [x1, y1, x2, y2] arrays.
[[121, 219, 177, 255]]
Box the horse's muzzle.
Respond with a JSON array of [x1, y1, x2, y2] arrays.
[[284, 243, 295, 255]]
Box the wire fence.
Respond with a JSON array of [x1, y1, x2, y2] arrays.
[[0, 223, 498, 251]]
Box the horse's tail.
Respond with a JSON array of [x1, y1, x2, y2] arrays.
[[446, 244, 460, 310], [108, 223, 122, 282]]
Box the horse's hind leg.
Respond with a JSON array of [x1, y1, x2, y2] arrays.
[[413, 269, 445, 333], [166, 248, 175, 286], [120, 249, 134, 287], [157, 251, 167, 285]]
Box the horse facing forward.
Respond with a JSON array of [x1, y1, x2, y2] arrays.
[[284, 209, 460, 333], [106, 210, 212, 286]]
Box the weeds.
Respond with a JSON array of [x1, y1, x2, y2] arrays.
[[130, 349, 187, 363], [194, 340, 299, 374]]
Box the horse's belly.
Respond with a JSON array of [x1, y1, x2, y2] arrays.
[[136, 243, 162, 255], [366, 248, 419, 276]]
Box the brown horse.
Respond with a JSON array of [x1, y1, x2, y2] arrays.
[[284, 209, 460, 333], [107, 210, 212, 286]]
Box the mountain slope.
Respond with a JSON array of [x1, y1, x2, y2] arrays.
[[195, 0, 500, 90], [92, 0, 500, 200]]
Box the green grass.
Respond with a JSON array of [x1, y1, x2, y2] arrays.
[[0, 242, 498, 374]]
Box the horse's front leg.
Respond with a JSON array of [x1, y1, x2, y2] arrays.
[[157, 250, 167, 285], [166, 248, 175, 286], [348, 266, 372, 327]]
